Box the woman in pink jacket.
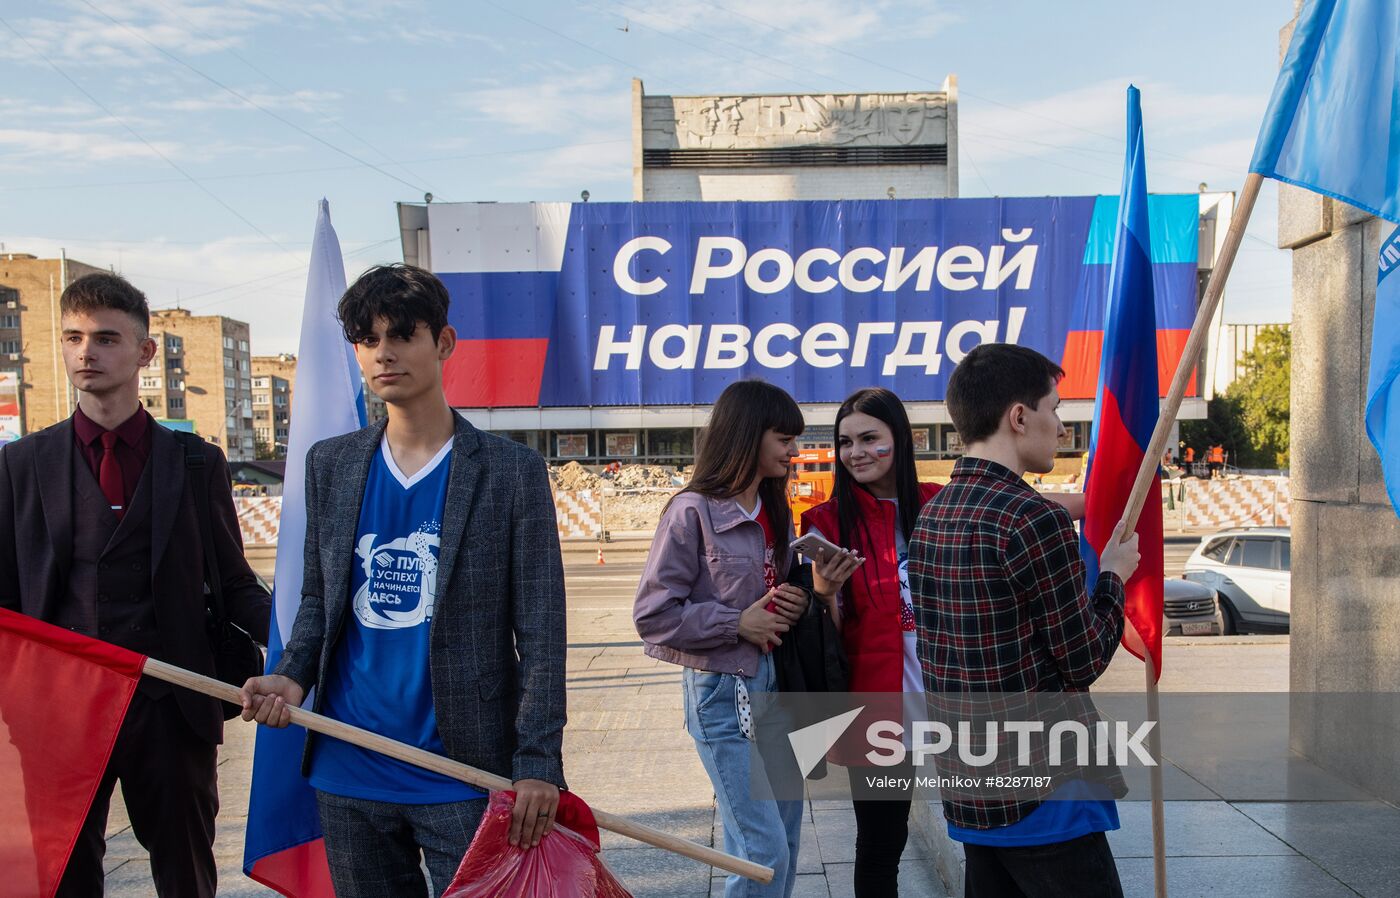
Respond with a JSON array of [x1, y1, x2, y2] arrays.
[[634, 379, 810, 898]]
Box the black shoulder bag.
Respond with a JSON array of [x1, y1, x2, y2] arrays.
[[176, 432, 266, 719], [773, 562, 850, 694]]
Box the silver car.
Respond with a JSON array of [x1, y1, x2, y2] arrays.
[[1163, 578, 1222, 637], [1182, 527, 1291, 634]]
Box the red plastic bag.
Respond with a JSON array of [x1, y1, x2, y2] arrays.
[[443, 791, 633, 898]]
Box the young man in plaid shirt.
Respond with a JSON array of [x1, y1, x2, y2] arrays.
[[909, 343, 1140, 898]]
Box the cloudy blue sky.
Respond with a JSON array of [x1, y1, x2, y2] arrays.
[[1, 0, 1295, 354]]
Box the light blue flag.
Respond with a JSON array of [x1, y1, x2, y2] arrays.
[[243, 199, 365, 895], [1250, 0, 1400, 221], [1368, 226, 1400, 514]]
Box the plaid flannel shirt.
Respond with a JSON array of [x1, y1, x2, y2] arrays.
[[908, 456, 1126, 829]]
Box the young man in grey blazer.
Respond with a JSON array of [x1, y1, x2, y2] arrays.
[[240, 264, 568, 898]]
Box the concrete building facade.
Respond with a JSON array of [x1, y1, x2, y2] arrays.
[[138, 329, 188, 423], [252, 354, 297, 456], [251, 372, 290, 457], [1277, 9, 1400, 805], [150, 309, 255, 461], [634, 78, 958, 202], [251, 354, 297, 411]]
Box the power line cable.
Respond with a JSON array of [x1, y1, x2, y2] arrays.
[[705, 0, 1248, 177], [0, 13, 297, 261], [146, 0, 441, 195], [479, 0, 700, 94], [605, 0, 857, 94], [181, 237, 402, 311], [0, 139, 632, 193], [77, 0, 437, 199]]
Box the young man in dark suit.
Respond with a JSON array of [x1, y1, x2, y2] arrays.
[[0, 273, 271, 897], [240, 264, 568, 898]]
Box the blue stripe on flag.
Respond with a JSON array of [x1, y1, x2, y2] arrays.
[[1081, 194, 1199, 265]]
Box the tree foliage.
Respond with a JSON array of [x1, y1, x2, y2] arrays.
[[1180, 326, 1290, 470]]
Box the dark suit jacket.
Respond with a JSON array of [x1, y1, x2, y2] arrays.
[[0, 416, 271, 744], [275, 416, 568, 788]]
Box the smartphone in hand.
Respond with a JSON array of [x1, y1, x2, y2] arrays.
[[789, 531, 846, 562]]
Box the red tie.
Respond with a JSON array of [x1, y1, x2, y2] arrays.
[[99, 431, 125, 520]]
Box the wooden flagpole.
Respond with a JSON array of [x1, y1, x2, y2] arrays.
[[1116, 171, 1265, 898], [1118, 173, 1264, 538], [142, 658, 776, 885]]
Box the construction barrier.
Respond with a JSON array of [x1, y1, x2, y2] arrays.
[[235, 497, 282, 547], [236, 477, 1291, 546], [1169, 476, 1291, 529], [554, 489, 605, 539]]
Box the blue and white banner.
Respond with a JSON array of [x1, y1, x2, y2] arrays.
[[426, 197, 1200, 408]]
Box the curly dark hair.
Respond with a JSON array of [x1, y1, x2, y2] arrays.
[[337, 263, 450, 344]]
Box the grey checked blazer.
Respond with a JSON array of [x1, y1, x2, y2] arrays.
[[275, 415, 567, 788]]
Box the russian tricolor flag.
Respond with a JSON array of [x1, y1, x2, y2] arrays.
[[242, 200, 365, 895], [1082, 87, 1166, 679]]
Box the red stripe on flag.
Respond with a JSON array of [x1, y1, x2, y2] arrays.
[[247, 840, 334, 897], [1156, 328, 1196, 396], [444, 339, 549, 407], [0, 609, 144, 898], [1060, 329, 1198, 400], [1059, 331, 1102, 399], [1081, 393, 1166, 676]]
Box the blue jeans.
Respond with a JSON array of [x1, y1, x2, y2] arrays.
[[684, 654, 803, 898]]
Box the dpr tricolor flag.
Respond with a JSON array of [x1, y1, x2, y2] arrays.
[[1082, 87, 1166, 679], [243, 200, 365, 895]]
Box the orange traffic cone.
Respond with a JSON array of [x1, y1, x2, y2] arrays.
[[596, 547, 606, 565]]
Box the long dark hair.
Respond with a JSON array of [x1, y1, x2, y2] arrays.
[[674, 379, 804, 569], [833, 387, 924, 559]]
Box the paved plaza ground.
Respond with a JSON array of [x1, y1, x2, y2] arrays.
[[101, 555, 1400, 897]]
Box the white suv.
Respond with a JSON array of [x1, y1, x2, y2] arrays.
[[1182, 528, 1290, 634]]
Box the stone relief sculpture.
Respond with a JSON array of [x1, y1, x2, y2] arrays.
[[880, 95, 933, 145], [643, 93, 948, 150]]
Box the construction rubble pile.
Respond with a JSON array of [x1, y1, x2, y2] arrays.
[[548, 462, 687, 533]]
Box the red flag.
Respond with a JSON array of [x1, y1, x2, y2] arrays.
[[0, 608, 146, 898]]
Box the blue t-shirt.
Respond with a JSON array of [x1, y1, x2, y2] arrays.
[[309, 437, 485, 804], [947, 780, 1119, 847]]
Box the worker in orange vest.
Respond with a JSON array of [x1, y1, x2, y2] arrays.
[[1208, 444, 1225, 478]]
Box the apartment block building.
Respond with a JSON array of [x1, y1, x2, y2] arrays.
[[252, 354, 296, 457], [151, 308, 255, 461], [138, 329, 189, 423], [0, 251, 108, 434], [251, 371, 290, 457]]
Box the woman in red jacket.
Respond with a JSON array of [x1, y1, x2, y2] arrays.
[[800, 387, 932, 898], [801, 387, 1081, 897]]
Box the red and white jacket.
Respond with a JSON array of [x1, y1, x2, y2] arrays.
[[801, 481, 942, 693]]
